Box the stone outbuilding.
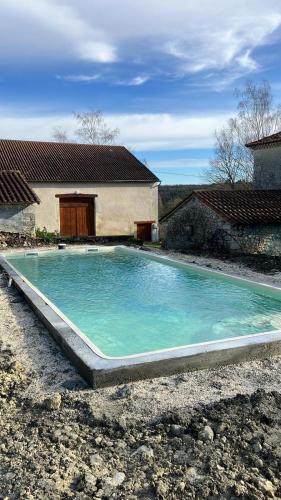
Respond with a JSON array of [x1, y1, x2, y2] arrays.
[[0, 170, 39, 234], [160, 131, 281, 256], [160, 190, 281, 255]]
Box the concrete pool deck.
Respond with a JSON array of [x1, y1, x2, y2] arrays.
[[2, 246, 281, 388]]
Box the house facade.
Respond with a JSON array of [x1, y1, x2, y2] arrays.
[[0, 140, 159, 239], [160, 131, 281, 256]]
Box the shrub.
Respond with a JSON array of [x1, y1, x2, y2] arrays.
[[127, 237, 143, 246], [35, 227, 58, 242]]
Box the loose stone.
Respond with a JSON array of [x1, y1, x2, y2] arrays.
[[198, 425, 214, 442]]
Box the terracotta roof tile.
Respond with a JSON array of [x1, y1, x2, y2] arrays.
[[246, 131, 281, 148], [0, 170, 40, 205], [160, 190, 281, 225], [0, 139, 159, 183], [195, 190, 281, 224]]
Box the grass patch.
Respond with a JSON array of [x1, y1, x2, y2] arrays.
[[143, 242, 161, 249]]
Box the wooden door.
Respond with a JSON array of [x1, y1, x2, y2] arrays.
[[60, 206, 77, 236], [137, 222, 152, 241], [59, 197, 95, 236]]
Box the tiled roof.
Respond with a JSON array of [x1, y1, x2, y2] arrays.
[[0, 170, 40, 205], [246, 131, 281, 148], [0, 139, 159, 183], [160, 190, 281, 225]]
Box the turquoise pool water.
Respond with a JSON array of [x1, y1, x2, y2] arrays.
[[7, 249, 281, 357]]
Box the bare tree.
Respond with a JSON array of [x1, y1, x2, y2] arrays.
[[74, 110, 119, 145], [51, 111, 120, 145], [52, 127, 69, 143], [232, 81, 281, 141], [207, 81, 281, 187], [208, 127, 246, 189]]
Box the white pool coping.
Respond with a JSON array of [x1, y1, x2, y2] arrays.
[[1, 245, 281, 387]]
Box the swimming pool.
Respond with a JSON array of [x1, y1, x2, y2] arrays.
[[2, 246, 281, 386], [5, 247, 281, 358]]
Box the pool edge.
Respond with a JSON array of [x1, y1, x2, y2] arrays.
[[2, 250, 281, 388]]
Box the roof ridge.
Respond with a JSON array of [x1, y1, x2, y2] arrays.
[[0, 138, 125, 148], [0, 139, 159, 183], [246, 131, 281, 148]]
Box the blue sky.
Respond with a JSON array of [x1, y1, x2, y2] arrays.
[[1, 1, 281, 184]]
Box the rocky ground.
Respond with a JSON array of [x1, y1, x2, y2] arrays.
[[176, 248, 281, 275], [1, 250, 281, 498], [1, 343, 281, 499], [0, 231, 131, 250]]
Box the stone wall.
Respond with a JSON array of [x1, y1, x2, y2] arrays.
[[165, 197, 281, 256], [159, 220, 168, 241], [229, 224, 281, 255], [0, 232, 39, 249], [165, 198, 233, 252], [0, 205, 36, 235], [253, 144, 281, 189]]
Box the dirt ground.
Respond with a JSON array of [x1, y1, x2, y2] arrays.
[[1, 249, 281, 498]]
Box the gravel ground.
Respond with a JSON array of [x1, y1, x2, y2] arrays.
[[1, 249, 281, 498]]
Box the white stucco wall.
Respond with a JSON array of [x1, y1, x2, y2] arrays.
[[30, 182, 159, 236]]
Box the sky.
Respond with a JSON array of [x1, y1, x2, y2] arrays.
[[1, 1, 281, 184]]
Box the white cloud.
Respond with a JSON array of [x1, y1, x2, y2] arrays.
[[0, 0, 281, 80], [0, 111, 229, 151], [57, 73, 149, 85], [0, 0, 117, 63], [127, 76, 150, 86], [108, 113, 229, 150], [56, 74, 101, 82], [76, 41, 117, 63], [165, 13, 280, 76], [150, 158, 210, 169], [236, 50, 258, 71], [116, 75, 150, 86]]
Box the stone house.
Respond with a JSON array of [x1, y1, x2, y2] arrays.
[[0, 170, 40, 234], [0, 139, 159, 239], [160, 131, 281, 255]]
